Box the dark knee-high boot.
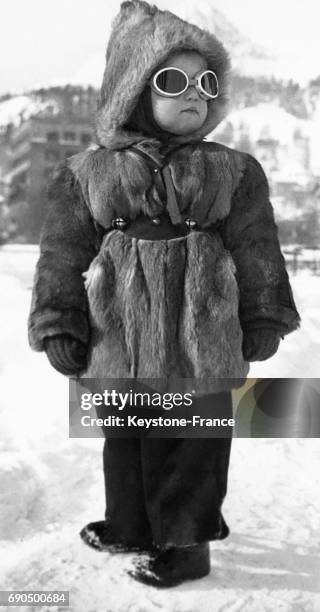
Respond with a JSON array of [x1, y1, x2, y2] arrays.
[[80, 438, 154, 552], [139, 391, 233, 548]]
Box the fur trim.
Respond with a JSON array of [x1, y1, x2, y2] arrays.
[[96, 0, 231, 149], [69, 142, 245, 229]]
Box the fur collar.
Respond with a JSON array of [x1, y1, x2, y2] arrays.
[[70, 141, 245, 230]]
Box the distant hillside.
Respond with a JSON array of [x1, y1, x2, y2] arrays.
[[0, 86, 98, 132], [229, 75, 308, 119], [0, 75, 311, 134], [183, 2, 272, 62], [1, 0, 316, 133]]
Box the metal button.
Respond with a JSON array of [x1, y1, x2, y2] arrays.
[[153, 168, 159, 174], [185, 218, 197, 230], [151, 217, 161, 225], [112, 217, 127, 230]]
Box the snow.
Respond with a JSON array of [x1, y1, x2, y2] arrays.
[[309, 102, 320, 176], [0, 95, 58, 129], [216, 102, 310, 146], [213, 102, 320, 183], [0, 246, 319, 611]]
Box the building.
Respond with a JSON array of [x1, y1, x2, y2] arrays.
[[4, 87, 97, 242], [0, 126, 14, 242]]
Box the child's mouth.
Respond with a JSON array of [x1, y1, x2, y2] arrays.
[[181, 108, 199, 114]]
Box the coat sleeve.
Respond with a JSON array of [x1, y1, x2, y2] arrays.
[[220, 153, 301, 337], [28, 163, 101, 351]]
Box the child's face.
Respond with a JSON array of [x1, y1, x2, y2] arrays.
[[150, 51, 209, 136]]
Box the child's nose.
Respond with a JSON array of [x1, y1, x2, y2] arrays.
[[185, 85, 200, 101]]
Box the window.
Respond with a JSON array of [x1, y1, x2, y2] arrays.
[[81, 132, 91, 145], [47, 131, 59, 143], [63, 131, 76, 141]]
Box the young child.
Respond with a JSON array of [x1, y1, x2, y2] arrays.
[[28, 0, 301, 588]]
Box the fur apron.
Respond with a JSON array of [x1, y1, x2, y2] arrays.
[[70, 141, 250, 391]]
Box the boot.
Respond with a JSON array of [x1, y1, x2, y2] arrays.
[[79, 518, 154, 553], [128, 542, 210, 587]]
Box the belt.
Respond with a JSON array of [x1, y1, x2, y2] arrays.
[[111, 213, 196, 241]]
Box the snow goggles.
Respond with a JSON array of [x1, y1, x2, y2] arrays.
[[150, 67, 219, 100]]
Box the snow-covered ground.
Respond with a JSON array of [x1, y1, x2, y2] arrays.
[[0, 246, 319, 612]]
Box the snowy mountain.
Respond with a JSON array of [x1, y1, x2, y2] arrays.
[[0, 95, 59, 130], [183, 2, 273, 61], [180, 2, 309, 83], [0, 4, 313, 131], [57, 2, 293, 89], [215, 102, 311, 145], [213, 101, 320, 184]]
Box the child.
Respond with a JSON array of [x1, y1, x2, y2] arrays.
[[28, 0, 301, 588]]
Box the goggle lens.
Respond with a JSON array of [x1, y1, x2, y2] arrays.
[[200, 72, 218, 97], [155, 69, 187, 94]]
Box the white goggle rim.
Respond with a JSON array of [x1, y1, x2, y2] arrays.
[[150, 67, 219, 100]]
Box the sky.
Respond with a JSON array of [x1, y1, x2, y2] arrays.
[[1, 0, 320, 95]]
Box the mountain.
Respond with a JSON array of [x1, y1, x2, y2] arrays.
[[181, 2, 295, 82], [68, 2, 293, 88], [184, 2, 272, 61], [0, 87, 96, 131], [0, 3, 317, 132], [0, 95, 60, 130], [216, 102, 311, 145]]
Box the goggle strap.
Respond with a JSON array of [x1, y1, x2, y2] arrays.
[[162, 166, 182, 225]]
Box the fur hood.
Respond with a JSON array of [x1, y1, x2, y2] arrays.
[[95, 0, 231, 149]]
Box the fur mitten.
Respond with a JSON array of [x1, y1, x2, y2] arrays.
[[44, 335, 87, 375], [242, 328, 281, 362]]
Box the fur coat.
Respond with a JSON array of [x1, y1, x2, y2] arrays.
[[28, 0, 301, 392]]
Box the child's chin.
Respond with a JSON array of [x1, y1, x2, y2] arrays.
[[170, 121, 204, 136]]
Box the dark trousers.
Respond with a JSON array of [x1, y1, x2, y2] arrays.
[[100, 391, 233, 547]]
